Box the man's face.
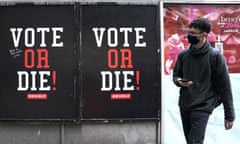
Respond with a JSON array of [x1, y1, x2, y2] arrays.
[[187, 27, 205, 45], [187, 27, 202, 38]]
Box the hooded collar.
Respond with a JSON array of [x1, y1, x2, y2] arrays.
[[189, 41, 211, 55]]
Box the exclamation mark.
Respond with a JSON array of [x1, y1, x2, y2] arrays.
[[52, 71, 56, 91], [136, 71, 140, 90]]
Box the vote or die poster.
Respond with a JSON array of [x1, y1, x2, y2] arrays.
[[164, 4, 240, 74], [82, 5, 160, 119], [0, 5, 76, 120]]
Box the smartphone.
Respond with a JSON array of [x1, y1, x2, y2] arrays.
[[180, 78, 190, 82]]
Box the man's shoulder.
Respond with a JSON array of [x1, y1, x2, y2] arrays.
[[179, 48, 189, 55]]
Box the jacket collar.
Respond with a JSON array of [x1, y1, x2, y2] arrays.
[[189, 41, 211, 55]]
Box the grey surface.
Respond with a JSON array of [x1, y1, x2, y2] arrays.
[[0, 122, 158, 144]]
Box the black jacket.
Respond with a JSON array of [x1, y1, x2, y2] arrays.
[[173, 41, 235, 121]]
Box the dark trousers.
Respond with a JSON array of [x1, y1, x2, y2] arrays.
[[180, 109, 210, 144]]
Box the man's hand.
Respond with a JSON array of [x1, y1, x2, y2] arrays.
[[177, 80, 194, 87], [225, 120, 234, 130]]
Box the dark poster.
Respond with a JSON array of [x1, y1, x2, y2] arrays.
[[82, 5, 160, 119], [0, 5, 76, 120]]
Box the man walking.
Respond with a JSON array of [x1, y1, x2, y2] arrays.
[[173, 18, 235, 144]]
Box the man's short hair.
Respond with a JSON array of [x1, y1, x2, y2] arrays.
[[189, 18, 211, 33]]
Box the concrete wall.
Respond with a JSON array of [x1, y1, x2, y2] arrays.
[[0, 122, 159, 144]]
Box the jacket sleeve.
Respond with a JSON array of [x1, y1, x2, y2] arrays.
[[172, 51, 184, 87], [214, 53, 235, 121]]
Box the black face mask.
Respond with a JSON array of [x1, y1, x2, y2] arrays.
[[187, 34, 200, 45]]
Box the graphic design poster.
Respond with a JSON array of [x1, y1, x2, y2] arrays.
[[163, 4, 240, 144], [82, 5, 160, 119], [164, 4, 240, 74], [0, 5, 75, 120]]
